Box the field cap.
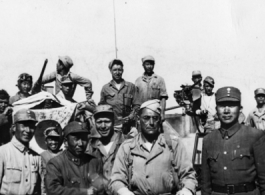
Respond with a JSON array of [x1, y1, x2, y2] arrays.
[[255, 88, 265, 96], [142, 55, 155, 63], [63, 121, 89, 137], [192, 70, 202, 77], [59, 56, 73, 69], [94, 105, 114, 119], [44, 127, 60, 137], [14, 109, 37, 123], [108, 59, 123, 70], [204, 76, 215, 87], [140, 99, 161, 114], [215, 86, 241, 102]]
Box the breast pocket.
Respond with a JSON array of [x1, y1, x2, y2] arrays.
[[123, 94, 133, 106], [207, 152, 219, 173], [151, 86, 160, 99], [70, 177, 81, 188], [105, 93, 115, 100], [231, 148, 251, 170], [6, 167, 22, 183]]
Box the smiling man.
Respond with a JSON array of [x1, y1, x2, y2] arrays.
[[46, 121, 105, 195], [110, 99, 197, 195], [0, 108, 44, 195], [202, 87, 265, 195], [99, 59, 140, 134], [246, 88, 265, 130]]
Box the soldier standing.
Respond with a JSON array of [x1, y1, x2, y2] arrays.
[[201, 86, 265, 195]]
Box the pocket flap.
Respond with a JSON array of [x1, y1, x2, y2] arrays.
[[124, 94, 133, 98], [232, 148, 250, 160]]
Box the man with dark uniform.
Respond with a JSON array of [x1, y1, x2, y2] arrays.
[[99, 59, 140, 134], [202, 86, 265, 195], [46, 121, 105, 195], [246, 88, 265, 130]]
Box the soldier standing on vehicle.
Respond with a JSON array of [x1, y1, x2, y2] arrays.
[[10, 73, 33, 105], [0, 108, 44, 195], [246, 88, 265, 130], [110, 99, 197, 195], [135, 55, 168, 121], [99, 59, 140, 134], [202, 86, 265, 195]]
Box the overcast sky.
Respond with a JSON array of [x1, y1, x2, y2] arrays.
[[0, 0, 265, 115]]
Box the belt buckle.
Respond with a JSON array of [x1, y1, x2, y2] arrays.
[[227, 185, 235, 194]]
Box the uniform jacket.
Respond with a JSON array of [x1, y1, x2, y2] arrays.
[[0, 113, 12, 145], [201, 123, 265, 195], [99, 79, 140, 126], [9, 92, 31, 105], [135, 73, 168, 105], [110, 133, 197, 195], [246, 107, 265, 131], [46, 149, 106, 195], [0, 137, 44, 195]]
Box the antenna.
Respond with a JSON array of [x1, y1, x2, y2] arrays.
[[113, 0, 118, 58]]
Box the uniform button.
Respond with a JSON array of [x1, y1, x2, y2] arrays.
[[224, 151, 227, 154], [148, 189, 151, 192], [146, 175, 149, 178], [224, 167, 227, 170], [26, 179, 28, 182], [25, 165, 27, 168], [240, 154, 243, 157]]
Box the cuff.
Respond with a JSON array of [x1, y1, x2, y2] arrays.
[[117, 187, 131, 195]]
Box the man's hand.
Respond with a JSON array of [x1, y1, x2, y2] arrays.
[[3, 106, 12, 116], [123, 113, 134, 124], [117, 187, 134, 195], [176, 188, 193, 195], [87, 186, 97, 195]]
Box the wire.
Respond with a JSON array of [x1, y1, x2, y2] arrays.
[[113, 0, 118, 58]]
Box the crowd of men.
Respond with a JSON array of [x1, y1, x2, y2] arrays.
[[0, 55, 265, 195]]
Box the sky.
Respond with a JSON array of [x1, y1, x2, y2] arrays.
[[0, 0, 265, 116]]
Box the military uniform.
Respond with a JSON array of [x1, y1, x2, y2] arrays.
[[201, 87, 265, 195]]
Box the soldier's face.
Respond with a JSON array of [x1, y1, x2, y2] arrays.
[[61, 83, 74, 95], [111, 64, 123, 81], [140, 108, 161, 136], [95, 116, 114, 138], [143, 61, 154, 74], [216, 101, 241, 126], [66, 133, 88, 157], [19, 81, 32, 94], [203, 82, 213, 95], [46, 136, 60, 152], [15, 121, 36, 144], [56, 60, 64, 73], [255, 94, 265, 105], [192, 76, 202, 84], [0, 98, 8, 113]]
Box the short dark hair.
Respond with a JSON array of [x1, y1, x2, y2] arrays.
[[0, 89, 9, 100]]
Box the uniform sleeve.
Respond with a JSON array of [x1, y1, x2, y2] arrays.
[[45, 160, 88, 195], [38, 156, 46, 195], [159, 77, 168, 100], [41, 71, 56, 84], [70, 73, 93, 99], [109, 143, 131, 194], [245, 113, 255, 127], [173, 138, 197, 194], [98, 87, 106, 105], [253, 133, 265, 195], [0, 147, 5, 189], [201, 138, 212, 195]]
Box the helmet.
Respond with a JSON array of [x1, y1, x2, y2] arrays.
[[17, 73, 33, 85]]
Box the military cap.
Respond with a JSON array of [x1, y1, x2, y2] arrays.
[[14, 109, 37, 123], [59, 56, 73, 69], [108, 59, 123, 70], [215, 86, 241, 102], [255, 88, 265, 96], [61, 76, 73, 84], [94, 104, 114, 119], [192, 70, 202, 77], [140, 99, 161, 114], [35, 120, 62, 150], [142, 55, 155, 63], [203, 76, 215, 86], [63, 121, 89, 137]]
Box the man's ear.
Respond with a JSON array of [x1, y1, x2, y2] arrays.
[[240, 105, 243, 112], [11, 124, 16, 135]]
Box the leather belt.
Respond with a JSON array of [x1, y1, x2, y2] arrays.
[[212, 183, 256, 194]]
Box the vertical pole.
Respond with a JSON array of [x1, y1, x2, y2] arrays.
[[113, 0, 118, 58]]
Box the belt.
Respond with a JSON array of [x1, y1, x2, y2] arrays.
[[212, 183, 256, 194]]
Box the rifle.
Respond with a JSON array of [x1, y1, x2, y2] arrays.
[[32, 59, 48, 94]]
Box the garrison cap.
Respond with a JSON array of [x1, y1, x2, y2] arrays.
[[63, 121, 89, 137], [59, 56, 73, 69], [108, 59, 123, 70], [94, 104, 114, 119], [140, 99, 161, 114], [142, 55, 155, 63], [192, 70, 202, 77], [215, 86, 241, 102], [61, 76, 73, 84], [255, 88, 265, 96], [204, 76, 215, 87], [14, 109, 37, 123]]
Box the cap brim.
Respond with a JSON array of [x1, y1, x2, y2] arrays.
[[94, 111, 114, 118], [16, 119, 37, 123], [255, 93, 265, 96], [216, 97, 240, 102]]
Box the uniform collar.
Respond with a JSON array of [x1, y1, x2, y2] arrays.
[[66, 149, 93, 166], [219, 122, 241, 139], [138, 133, 165, 149], [253, 107, 265, 117], [109, 79, 126, 87], [142, 73, 157, 81], [11, 136, 29, 153]]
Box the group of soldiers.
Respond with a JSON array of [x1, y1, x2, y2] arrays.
[[0, 55, 265, 195]]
